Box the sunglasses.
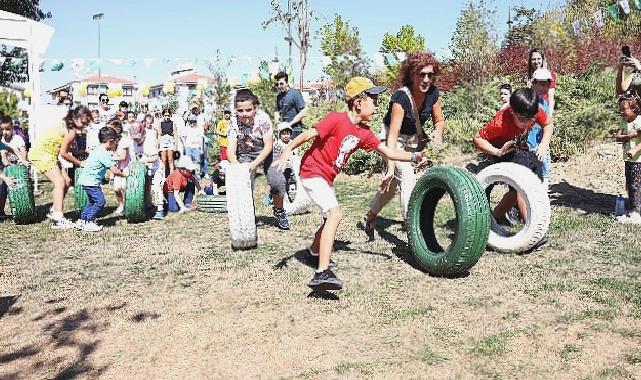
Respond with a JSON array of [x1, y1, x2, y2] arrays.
[[101, 99, 109, 103], [418, 71, 435, 79]]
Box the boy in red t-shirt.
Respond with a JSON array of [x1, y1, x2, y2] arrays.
[[473, 87, 553, 223], [275, 77, 427, 291], [161, 156, 203, 217]]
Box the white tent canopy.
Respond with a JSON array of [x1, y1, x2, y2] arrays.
[[0, 10, 55, 141]]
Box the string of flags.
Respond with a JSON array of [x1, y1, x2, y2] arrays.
[[0, 51, 411, 75], [569, 0, 641, 36]]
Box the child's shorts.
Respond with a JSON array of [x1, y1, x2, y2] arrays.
[[300, 176, 338, 217], [31, 158, 58, 174]]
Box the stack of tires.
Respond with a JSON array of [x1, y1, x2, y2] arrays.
[[406, 166, 490, 276], [197, 194, 226, 213], [475, 162, 550, 253], [74, 167, 89, 214], [6, 164, 36, 224], [124, 162, 149, 223], [226, 163, 257, 250]]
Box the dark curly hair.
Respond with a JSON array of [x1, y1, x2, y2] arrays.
[[63, 105, 91, 129], [396, 51, 442, 89]]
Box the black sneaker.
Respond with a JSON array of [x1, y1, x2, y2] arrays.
[[308, 269, 343, 291], [273, 207, 290, 230], [296, 249, 336, 269]]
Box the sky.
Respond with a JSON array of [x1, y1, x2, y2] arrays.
[[32, 0, 563, 92]]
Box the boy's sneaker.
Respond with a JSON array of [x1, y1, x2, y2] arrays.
[[82, 221, 103, 232], [74, 219, 86, 230], [273, 207, 290, 230], [114, 204, 124, 215], [51, 217, 76, 230], [308, 269, 343, 291], [153, 210, 164, 220], [297, 249, 336, 269]]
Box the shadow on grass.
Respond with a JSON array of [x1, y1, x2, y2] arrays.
[[550, 180, 616, 215], [307, 290, 340, 301], [0, 295, 22, 320]]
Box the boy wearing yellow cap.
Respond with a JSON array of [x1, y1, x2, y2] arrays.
[[275, 77, 426, 291]]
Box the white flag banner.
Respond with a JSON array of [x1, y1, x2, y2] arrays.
[[572, 20, 581, 36], [594, 9, 605, 28], [395, 52, 407, 61], [372, 53, 386, 70], [620, 0, 631, 14]]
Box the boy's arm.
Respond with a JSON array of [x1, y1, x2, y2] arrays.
[[108, 165, 128, 177], [174, 189, 188, 211], [473, 131, 516, 156], [1, 150, 9, 166], [275, 128, 318, 171], [249, 133, 273, 172], [0, 172, 16, 187], [376, 143, 424, 163], [113, 146, 128, 162], [227, 129, 238, 164], [536, 121, 554, 160], [287, 107, 308, 128]]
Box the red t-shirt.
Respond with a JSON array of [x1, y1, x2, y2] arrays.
[[300, 112, 381, 185], [478, 106, 549, 148], [163, 170, 195, 194]]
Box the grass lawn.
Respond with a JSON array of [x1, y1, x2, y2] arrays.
[[1, 169, 641, 379]]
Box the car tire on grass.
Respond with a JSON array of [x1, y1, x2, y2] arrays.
[[74, 167, 88, 213], [406, 166, 490, 276], [226, 163, 257, 250], [475, 162, 550, 253], [284, 155, 312, 216], [6, 164, 36, 224], [124, 162, 149, 223]]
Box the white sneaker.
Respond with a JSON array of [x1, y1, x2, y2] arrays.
[[82, 221, 103, 232], [51, 217, 76, 230], [74, 219, 86, 230], [114, 204, 124, 215], [627, 212, 641, 224]]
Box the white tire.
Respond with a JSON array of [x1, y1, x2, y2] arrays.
[[226, 163, 257, 250], [284, 155, 312, 215], [476, 162, 550, 253]]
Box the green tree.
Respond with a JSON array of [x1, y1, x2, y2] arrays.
[[378, 25, 426, 86], [449, 0, 498, 84], [249, 61, 277, 118], [503, 7, 540, 47], [319, 14, 370, 89], [207, 50, 232, 111], [0, 0, 52, 85], [0, 91, 21, 119]]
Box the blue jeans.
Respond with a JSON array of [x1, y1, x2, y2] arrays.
[[184, 147, 202, 171], [81, 186, 106, 222], [201, 140, 210, 177], [166, 180, 195, 212]]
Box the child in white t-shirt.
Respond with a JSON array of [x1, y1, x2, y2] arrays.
[[616, 94, 641, 223], [181, 114, 205, 176]]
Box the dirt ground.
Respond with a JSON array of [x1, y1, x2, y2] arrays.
[[1, 143, 641, 379]]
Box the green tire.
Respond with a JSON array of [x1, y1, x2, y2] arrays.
[[406, 166, 490, 276], [5, 165, 36, 224], [124, 162, 148, 223], [74, 167, 89, 213], [197, 194, 227, 213]]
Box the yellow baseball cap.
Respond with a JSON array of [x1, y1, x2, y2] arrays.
[[345, 77, 387, 99]]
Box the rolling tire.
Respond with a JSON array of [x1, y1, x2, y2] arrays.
[[5, 164, 36, 224], [406, 166, 490, 276], [197, 194, 227, 213], [124, 162, 149, 223], [74, 167, 89, 213], [476, 162, 551, 253], [226, 163, 257, 250], [284, 155, 312, 215]]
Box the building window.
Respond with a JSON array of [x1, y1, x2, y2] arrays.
[[123, 87, 133, 97], [88, 85, 98, 95]]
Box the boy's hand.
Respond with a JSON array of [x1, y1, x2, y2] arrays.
[[248, 161, 259, 173], [535, 144, 549, 161], [3, 177, 17, 189], [496, 141, 516, 156], [197, 189, 206, 196]]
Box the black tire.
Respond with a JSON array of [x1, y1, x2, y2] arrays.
[[475, 162, 550, 253], [5, 164, 36, 224], [197, 194, 227, 213], [124, 162, 149, 223], [406, 166, 490, 276], [74, 167, 89, 213]]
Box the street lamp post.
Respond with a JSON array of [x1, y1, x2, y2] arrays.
[[92, 13, 104, 94]]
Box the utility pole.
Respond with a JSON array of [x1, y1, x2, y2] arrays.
[[286, 0, 293, 81], [92, 13, 104, 93]]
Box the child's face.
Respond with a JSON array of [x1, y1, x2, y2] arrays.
[[1, 123, 13, 139], [279, 130, 292, 143], [92, 113, 100, 123], [500, 89, 511, 104], [511, 110, 536, 131], [620, 102, 637, 119], [127, 114, 135, 123], [530, 52, 543, 69], [145, 116, 153, 126], [532, 80, 551, 97], [105, 138, 118, 151], [355, 94, 378, 121], [235, 100, 256, 125]]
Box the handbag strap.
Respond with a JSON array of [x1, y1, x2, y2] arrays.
[[400, 87, 424, 137]]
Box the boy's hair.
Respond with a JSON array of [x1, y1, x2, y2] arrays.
[[106, 118, 123, 132], [0, 115, 12, 126], [144, 114, 153, 121], [346, 92, 368, 111], [127, 111, 135, 117], [235, 89, 260, 106], [223, 109, 231, 115], [90, 109, 99, 116], [98, 126, 119, 143], [162, 108, 172, 116], [500, 83, 512, 92], [509, 88, 539, 117], [274, 71, 288, 83], [619, 93, 641, 114]]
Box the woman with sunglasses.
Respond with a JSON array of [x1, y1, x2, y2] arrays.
[[363, 51, 446, 235], [159, 109, 177, 174]]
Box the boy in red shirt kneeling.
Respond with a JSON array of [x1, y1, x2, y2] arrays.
[[161, 156, 203, 217], [473, 87, 553, 224], [275, 77, 427, 291]]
